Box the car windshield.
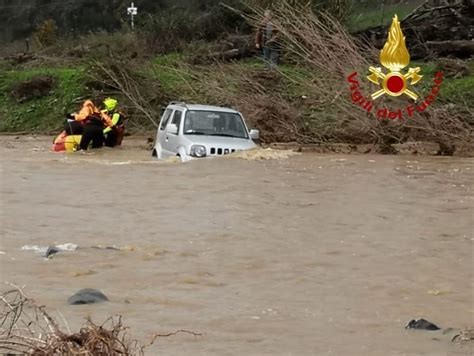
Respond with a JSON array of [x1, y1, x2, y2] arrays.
[[183, 110, 248, 139]]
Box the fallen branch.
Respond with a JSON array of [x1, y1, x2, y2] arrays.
[[92, 60, 161, 128], [0, 284, 202, 355]]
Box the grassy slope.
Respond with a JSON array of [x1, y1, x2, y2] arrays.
[[413, 60, 474, 109], [0, 55, 472, 133], [150, 53, 474, 107], [0, 64, 86, 132], [152, 54, 315, 99], [348, 0, 425, 32]]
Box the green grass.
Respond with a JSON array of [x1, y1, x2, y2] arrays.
[[0, 65, 86, 132], [441, 76, 474, 109], [151, 53, 313, 101], [151, 53, 195, 94], [412, 60, 474, 109], [348, 1, 425, 32]]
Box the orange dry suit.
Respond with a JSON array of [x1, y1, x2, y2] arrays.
[[74, 100, 113, 128], [73, 99, 113, 150]]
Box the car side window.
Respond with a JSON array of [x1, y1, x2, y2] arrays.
[[160, 109, 173, 130], [171, 110, 182, 134]]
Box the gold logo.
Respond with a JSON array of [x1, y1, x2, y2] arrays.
[[367, 15, 422, 100]]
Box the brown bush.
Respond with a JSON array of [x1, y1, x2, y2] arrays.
[[10, 75, 56, 103], [0, 285, 202, 355], [0, 287, 140, 355], [34, 19, 58, 47], [223, 0, 473, 152]]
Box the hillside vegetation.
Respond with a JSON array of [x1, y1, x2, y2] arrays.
[[0, 0, 472, 154]]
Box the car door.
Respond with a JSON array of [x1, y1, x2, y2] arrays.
[[162, 109, 183, 157], [157, 108, 173, 158]]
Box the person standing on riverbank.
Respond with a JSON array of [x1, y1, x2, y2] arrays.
[[255, 10, 280, 69]]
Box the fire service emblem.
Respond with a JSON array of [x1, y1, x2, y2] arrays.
[[347, 14, 444, 120], [367, 15, 422, 100]]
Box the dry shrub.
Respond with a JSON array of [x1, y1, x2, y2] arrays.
[[10, 75, 56, 103], [223, 69, 304, 142], [216, 0, 473, 152], [166, 62, 309, 143], [244, 1, 395, 145], [0, 286, 140, 355], [88, 59, 169, 131], [34, 19, 58, 47], [0, 285, 202, 355]]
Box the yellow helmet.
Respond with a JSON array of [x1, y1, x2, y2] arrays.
[[103, 98, 118, 111]]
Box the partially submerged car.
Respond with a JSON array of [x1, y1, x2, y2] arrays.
[[152, 102, 259, 161]]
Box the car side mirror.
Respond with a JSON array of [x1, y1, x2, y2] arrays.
[[167, 124, 178, 135], [249, 129, 260, 140]]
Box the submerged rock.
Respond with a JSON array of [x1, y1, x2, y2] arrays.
[[68, 289, 109, 305], [406, 319, 440, 331], [44, 246, 60, 258]]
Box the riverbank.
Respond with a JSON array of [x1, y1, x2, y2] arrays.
[[3, 135, 474, 158]]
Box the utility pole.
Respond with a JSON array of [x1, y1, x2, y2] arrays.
[[127, 2, 138, 31]]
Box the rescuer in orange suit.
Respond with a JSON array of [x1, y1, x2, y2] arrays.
[[65, 99, 115, 150]]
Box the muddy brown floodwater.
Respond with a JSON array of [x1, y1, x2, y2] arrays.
[[0, 136, 473, 355]]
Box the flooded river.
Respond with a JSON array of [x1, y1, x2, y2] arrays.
[[0, 136, 472, 355]]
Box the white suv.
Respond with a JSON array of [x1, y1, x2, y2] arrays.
[[152, 102, 259, 161]]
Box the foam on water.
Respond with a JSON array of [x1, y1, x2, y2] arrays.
[[228, 148, 301, 161]]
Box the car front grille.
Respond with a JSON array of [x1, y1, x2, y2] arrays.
[[209, 147, 238, 155]]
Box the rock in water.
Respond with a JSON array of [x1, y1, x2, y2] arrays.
[[406, 319, 441, 331], [44, 246, 60, 258], [68, 289, 109, 305]]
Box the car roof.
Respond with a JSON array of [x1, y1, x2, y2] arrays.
[[168, 103, 240, 114]]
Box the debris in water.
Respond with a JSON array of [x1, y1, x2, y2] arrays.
[[229, 148, 300, 161], [452, 329, 474, 343], [21, 243, 78, 256], [165, 156, 181, 163], [91, 245, 121, 251], [0, 286, 142, 354], [73, 270, 98, 277], [44, 246, 60, 259], [427, 289, 450, 296], [405, 319, 440, 331], [55, 243, 78, 251], [0, 285, 200, 354], [68, 288, 109, 305], [121, 245, 136, 252]]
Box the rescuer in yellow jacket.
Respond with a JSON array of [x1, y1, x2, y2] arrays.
[[101, 98, 125, 147]]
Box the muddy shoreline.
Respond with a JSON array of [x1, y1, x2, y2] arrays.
[[2, 134, 474, 157]]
